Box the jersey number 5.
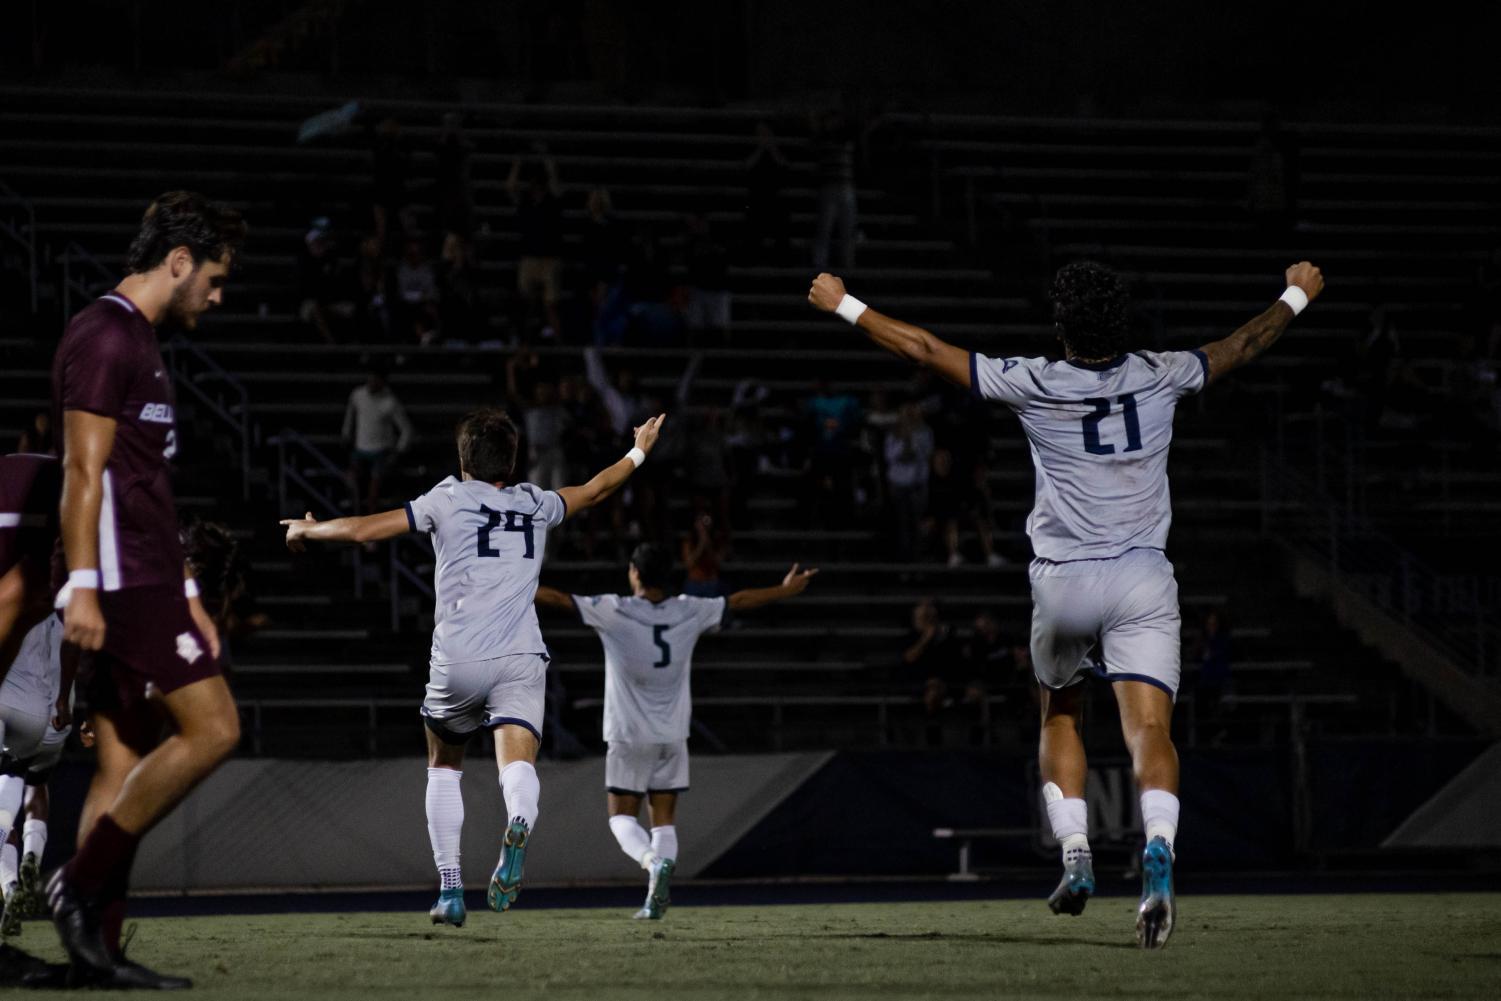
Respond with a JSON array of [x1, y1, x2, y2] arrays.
[[651, 624, 672, 668], [478, 506, 535, 559], [1081, 393, 1143, 455]]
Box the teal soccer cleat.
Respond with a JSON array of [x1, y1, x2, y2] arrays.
[[428, 887, 466, 928], [488, 818, 530, 912], [1135, 836, 1176, 949], [1046, 852, 1095, 916], [632, 857, 675, 920]]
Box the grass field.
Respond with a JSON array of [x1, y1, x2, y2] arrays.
[[5, 894, 1499, 999]]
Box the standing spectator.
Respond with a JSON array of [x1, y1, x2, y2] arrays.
[[1194, 608, 1234, 742], [370, 117, 409, 252], [434, 112, 475, 241], [805, 378, 863, 526], [354, 234, 391, 340], [744, 121, 791, 262], [580, 187, 626, 288], [1247, 110, 1299, 240], [682, 214, 731, 344], [928, 448, 1007, 568], [343, 366, 415, 513], [960, 612, 1010, 740], [584, 347, 646, 438], [884, 403, 933, 561], [523, 380, 571, 489], [395, 238, 441, 344], [438, 232, 481, 341], [904, 598, 961, 739], [681, 512, 731, 598], [507, 142, 565, 339], [811, 108, 857, 271]]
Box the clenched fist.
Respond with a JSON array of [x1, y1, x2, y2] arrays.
[[1286, 262, 1324, 303], [808, 273, 847, 312]]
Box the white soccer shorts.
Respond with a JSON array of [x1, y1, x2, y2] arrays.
[[605, 740, 690, 796], [1027, 547, 1182, 699], [421, 653, 548, 743]]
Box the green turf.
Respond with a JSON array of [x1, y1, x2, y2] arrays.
[[5, 894, 1499, 1000]]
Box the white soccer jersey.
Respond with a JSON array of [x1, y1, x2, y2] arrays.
[[0, 613, 62, 712], [406, 476, 568, 665], [573, 593, 727, 743], [971, 350, 1208, 561]]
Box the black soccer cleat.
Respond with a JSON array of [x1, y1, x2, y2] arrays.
[[44, 869, 115, 977], [104, 957, 194, 991]]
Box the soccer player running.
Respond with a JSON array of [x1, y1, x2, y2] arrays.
[[281, 408, 666, 927], [535, 547, 817, 919], [810, 260, 1323, 948], [47, 192, 246, 988]]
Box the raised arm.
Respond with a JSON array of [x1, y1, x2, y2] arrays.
[[808, 273, 972, 390], [280, 508, 411, 551], [1199, 262, 1324, 387], [534, 586, 576, 613], [727, 563, 819, 612], [556, 414, 665, 518]]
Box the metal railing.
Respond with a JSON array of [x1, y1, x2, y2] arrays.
[[165, 335, 257, 500], [1261, 447, 1499, 677], [388, 533, 434, 631], [58, 241, 116, 318], [0, 178, 38, 314], [269, 426, 364, 598]]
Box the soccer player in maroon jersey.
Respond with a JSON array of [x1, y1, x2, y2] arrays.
[[46, 192, 246, 989]]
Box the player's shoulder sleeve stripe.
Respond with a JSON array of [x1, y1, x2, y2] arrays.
[[1191, 349, 1210, 387], [555, 491, 568, 519], [969, 351, 981, 398], [403, 501, 417, 532]]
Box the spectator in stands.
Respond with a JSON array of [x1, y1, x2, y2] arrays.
[[1247, 110, 1300, 239], [395, 238, 441, 345], [681, 512, 730, 598], [343, 365, 415, 513], [583, 347, 647, 438], [524, 380, 571, 490], [805, 378, 864, 528], [370, 117, 410, 252], [960, 611, 1011, 741], [885, 403, 934, 561], [507, 142, 565, 339], [14, 412, 53, 455], [812, 108, 858, 271], [904, 598, 961, 741], [297, 218, 356, 344], [927, 448, 1007, 568], [744, 121, 791, 262], [354, 234, 392, 340], [434, 112, 475, 241], [681, 214, 732, 344], [438, 232, 481, 341], [581, 187, 626, 288], [1194, 608, 1234, 743]]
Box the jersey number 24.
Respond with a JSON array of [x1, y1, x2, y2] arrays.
[[478, 506, 534, 559]]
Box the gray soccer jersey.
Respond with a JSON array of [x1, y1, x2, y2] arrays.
[[405, 477, 567, 665], [970, 350, 1208, 562], [573, 593, 727, 743]]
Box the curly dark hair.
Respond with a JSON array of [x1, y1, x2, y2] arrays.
[[125, 191, 246, 274], [1050, 261, 1132, 360], [180, 518, 260, 637]]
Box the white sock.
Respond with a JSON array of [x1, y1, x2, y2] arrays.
[[1042, 781, 1090, 863], [650, 825, 678, 863], [608, 815, 658, 869], [499, 761, 540, 832], [0, 843, 16, 896], [425, 768, 465, 890], [1140, 789, 1180, 856], [21, 819, 45, 861]]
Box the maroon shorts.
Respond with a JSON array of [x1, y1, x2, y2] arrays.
[[80, 585, 222, 718]]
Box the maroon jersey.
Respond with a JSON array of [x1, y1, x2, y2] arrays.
[[0, 453, 61, 578], [51, 293, 185, 591]]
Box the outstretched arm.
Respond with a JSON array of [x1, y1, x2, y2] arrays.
[[727, 563, 819, 612], [556, 414, 665, 518], [1199, 262, 1324, 387], [280, 508, 411, 551], [809, 273, 972, 390], [534, 586, 576, 613]]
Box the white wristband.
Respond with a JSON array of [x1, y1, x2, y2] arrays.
[[185, 578, 200, 599], [835, 294, 868, 325], [625, 447, 647, 469], [68, 569, 99, 591], [1278, 286, 1309, 316]]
